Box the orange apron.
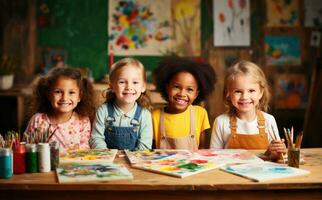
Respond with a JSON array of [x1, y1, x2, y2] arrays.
[[227, 110, 269, 149], [159, 106, 198, 151]]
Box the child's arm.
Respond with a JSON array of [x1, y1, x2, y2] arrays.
[[209, 119, 225, 149], [137, 110, 153, 150], [89, 105, 107, 149], [79, 117, 91, 149]]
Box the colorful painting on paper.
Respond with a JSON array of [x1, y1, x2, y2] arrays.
[[125, 149, 191, 165], [108, 0, 172, 55], [56, 163, 133, 183], [171, 0, 201, 56], [59, 149, 117, 164], [266, 0, 299, 27], [265, 35, 301, 66], [220, 161, 310, 182], [194, 149, 263, 164], [304, 0, 322, 27], [274, 74, 307, 109], [127, 149, 224, 178], [213, 0, 250, 46]]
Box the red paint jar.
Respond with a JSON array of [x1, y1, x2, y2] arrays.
[[13, 142, 26, 174]]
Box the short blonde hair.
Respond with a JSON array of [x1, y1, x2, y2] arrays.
[[223, 60, 271, 115], [105, 57, 151, 109]]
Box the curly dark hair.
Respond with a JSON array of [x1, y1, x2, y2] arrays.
[[153, 56, 217, 104], [30, 67, 96, 122]]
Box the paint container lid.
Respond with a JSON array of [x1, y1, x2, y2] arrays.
[[37, 143, 49, 151], [26, 143, 37, 153], [0, 148, 12, 156], [13, 142, 26, 153]]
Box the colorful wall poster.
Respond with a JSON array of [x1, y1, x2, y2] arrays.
[[59, 149, 117, 164], [194, 149, 263, 164], [108, 0, 172, 55], [304, 0, 322, 27], [265, 35, 301, 66], [274, 74, 307, 109], [213, 0, 250, 47], [56, 163, 133, 183], [266, 0, 299, 27], [220, 161, 310, 182], [171, 0, 201, 56]]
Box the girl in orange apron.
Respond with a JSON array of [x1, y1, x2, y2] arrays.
[[210, 61, 286, 160]]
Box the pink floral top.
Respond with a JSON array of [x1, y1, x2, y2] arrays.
[[24, 112, 91, 151]]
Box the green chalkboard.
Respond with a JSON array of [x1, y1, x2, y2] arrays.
[[37, 0, 211, 80]]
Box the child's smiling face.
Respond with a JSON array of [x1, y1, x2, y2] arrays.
[[165, 71, 199, 114], [48, 76, 81, 115], [109, 64, 146, 111]]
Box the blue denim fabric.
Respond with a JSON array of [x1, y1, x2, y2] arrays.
[[104, 103, 142, 150]]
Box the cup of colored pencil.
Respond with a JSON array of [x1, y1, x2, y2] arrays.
[[284, 127, 303, 168]]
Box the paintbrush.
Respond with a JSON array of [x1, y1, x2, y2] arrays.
[[295, 131, 303, 148], [269, 125, 286, 164]]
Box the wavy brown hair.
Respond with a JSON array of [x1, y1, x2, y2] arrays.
[[29, 67, 96, 122], [223, 60, 271, 116]]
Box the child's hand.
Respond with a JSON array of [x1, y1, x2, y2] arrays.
[[266, 139, 287, 161]]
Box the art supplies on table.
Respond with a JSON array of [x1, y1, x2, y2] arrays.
[[59, 149, 117, 164], [0, 148, 12, 179], [56, 163, 133, 183], [37, 143, 51, 172], [220, 161, 310, 182], [283, 127, 304, 168], [126, 149, 224, 178], [125, 149, 191, 165], [194, 149, 264, 164]]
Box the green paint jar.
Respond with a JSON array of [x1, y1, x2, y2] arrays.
[[26, 144, 38, 173]]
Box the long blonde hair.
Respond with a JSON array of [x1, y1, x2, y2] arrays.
[[223, 60, 271, 115], [105, 57, 151, 110]]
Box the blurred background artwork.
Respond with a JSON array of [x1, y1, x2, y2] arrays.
[[108, 0, 172, 55], [266, 0, 299, 27], [274, 74, 307, 109], [265, 35, 301, 66], [213, 0, 250, 47]]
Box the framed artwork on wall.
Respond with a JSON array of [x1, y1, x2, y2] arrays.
[[213, 0, 250, 47], [266, 0, 299, 27], [265, 35, 301, 66], [304, 0, 322, 28], [274, 74, 307, 109], [108, 0, 172, 56]]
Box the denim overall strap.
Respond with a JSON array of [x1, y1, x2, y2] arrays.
[[130, 105, 142, 128], [106, 103, 116, 125], [104, 103, 142, 150]]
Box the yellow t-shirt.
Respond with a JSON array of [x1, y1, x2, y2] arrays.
[[152, 105, 210, 148]]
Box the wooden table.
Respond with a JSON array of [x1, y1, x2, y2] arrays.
[[1, 148, 322, 200]]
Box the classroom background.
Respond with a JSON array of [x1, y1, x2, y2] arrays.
[[0, 0, 321, 147]]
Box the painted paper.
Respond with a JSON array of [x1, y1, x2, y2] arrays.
[[266, 0, 299, 27], [304, 0, 322, 27], [59, 149, 117, 164], [194, 149, 264, 164], [171, 0, 201, 56], [213, 0, 250, 46], [274, 74, 307, 109], [126, 149, 223, 178], [56, 163, 133, 183], [125, 149, 191, 164], [108, 0, 172, 55], [220, 161, 310, 182], [265, 35, 301, 66]]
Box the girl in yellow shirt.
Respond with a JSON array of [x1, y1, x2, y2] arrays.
[[152, 57, 217, 150]]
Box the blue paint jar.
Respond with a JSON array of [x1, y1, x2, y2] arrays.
[[0, 148, 13, 179]]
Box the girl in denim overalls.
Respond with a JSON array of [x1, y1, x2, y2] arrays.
[[210, 61, 287, 161], [90, 58, 152, 150], [152, 57, 217, 151]]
